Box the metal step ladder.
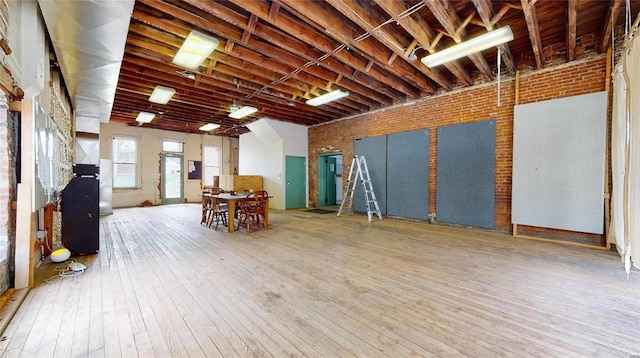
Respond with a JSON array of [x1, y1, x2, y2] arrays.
[[337, 155, 383, 222]]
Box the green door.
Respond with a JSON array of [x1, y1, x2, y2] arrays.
[[161, 153, 183, 204], [285, 156, 306, 209], [324, 156, 337, 205], [318, 155, 337, 206]]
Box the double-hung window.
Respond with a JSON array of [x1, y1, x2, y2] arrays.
[[202, 145, 220, 187], [112, 137, 138, 188]]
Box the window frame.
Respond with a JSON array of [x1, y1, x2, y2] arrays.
[[112, 136, 139, 189], [202, 145, 221, 187], [161, 139, 184, 153]]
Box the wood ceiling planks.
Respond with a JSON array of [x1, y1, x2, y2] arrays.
[[110, 0, 640, 137]]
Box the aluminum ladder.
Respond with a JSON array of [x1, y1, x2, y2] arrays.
[[337, 155, 382, 222]]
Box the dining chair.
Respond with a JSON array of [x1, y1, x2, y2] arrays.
[[206, 194, 229, 230], [236, 191, 268, 233], [201, 189, 211, 225]]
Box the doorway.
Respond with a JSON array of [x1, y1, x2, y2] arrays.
[[285, 156, 306, 209], [161, 153, 183, 204], [318, 153, 342, 208]]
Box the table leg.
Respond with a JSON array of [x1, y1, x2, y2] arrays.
[[263, 198, 269, 230], [228, 200, 235, 233]]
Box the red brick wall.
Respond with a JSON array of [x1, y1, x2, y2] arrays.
[[309, 55, 608, 245]]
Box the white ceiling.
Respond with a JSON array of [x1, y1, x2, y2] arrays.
[[38, 0, 134, 132]]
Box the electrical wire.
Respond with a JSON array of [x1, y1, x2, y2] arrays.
[[44, 259, 86, 283], [239, 1, 427, 102]]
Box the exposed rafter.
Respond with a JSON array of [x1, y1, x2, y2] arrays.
[[471, 0, 517, 73], [425, 0, 492, 80], [104, 0, 635, 136], [601, 0, 623, 53], [325, 0, 453, 90], [521, 0, 544, 69], [567, 0, 577, 61], [372, 0, 472, 86]]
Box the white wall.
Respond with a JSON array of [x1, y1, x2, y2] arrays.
[[100, 121, 237, 208], [239, 118, 308, 210], [239, 132, 284, 209]]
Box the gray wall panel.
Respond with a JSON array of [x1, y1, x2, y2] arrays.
[[387, 130, 429, 220], [436, 120, 496, 229], [354, 136, 387, 214], [512, 91, 607, 234]]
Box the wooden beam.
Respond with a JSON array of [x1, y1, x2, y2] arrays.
[[372, 0, 472, 86], [224, 39, 234, 54], [425, 0, 492, 80], [471, 0, 517, 73], [268, 1, 280, 22], [241, 14, 258, 45], [520, 0, 544, 69], [271, 0, 432, 95], [185, 0, 418, 99], [600, 0, 623, 53], [325, 0, 451, 90], [567, 0, 577, 61], [364, 60, 375, 73], [387, 52, 398, 65]]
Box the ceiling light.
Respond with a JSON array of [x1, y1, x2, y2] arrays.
[[199, 123, 220, 131], [228, 105, 258, 119], [135, 111, 155, 123], [421, 26, 514, 68], [148, 85, 176, 104], [172, 30, 219, 70], [306, 89, 349, 106]]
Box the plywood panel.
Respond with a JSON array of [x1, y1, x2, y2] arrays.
[[233, 175, 263, 193], [354, 136, 387, 214], [436, 120, 496, 229], [512, 92, 607, 234], [387, 130, 429, 220]]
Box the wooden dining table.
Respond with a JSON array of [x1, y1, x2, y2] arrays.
[[208, 192, 270, 232]]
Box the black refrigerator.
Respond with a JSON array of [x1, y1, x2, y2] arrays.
[[62, 164, 99, 254]]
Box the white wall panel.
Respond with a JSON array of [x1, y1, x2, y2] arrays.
[[512, 91, 607, 234]]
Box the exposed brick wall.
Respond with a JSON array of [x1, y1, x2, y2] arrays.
[[309, 55, 608, 245]]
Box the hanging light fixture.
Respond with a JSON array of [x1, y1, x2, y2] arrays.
[[172, 30, 219, 70], [199, 123, 220, 131], [421, 26, 514, 68], [306, 89, 349, 106], [148, 85, 176, 104], [135, 111, 155, 123], [229, 105, 258, 119]]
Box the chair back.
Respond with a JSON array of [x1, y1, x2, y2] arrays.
[[250, 190, 268, 202]]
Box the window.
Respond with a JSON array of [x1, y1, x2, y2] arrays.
[[162, 140, 184, 153], [202, 145, 220, 187], [113, 137, 138, 188]]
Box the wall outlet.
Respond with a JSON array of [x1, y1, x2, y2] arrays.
[[427, 213, 436, 223]]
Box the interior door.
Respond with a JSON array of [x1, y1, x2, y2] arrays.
[[323, 156, 337, 206], [285, 156, 306, 209], [161, 153, 183, 204]]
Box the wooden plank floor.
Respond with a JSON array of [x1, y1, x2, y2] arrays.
[[1, 204, 639, 357]]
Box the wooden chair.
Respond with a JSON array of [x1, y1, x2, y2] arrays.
[[201, 190, 211, 225], [204, 194, 228, 230], [208, 195, 229, 230], [236, 191, 268, 233]]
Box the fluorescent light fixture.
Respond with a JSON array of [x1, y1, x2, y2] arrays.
[[172, 30, 219, 70], [135, 111, 155, 123], [306, 89, 349, 106], [149, 85, 176, 104], [421, 26, 514, 68], [228, 105, 258, 119], [199, 123, 220, 131]]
